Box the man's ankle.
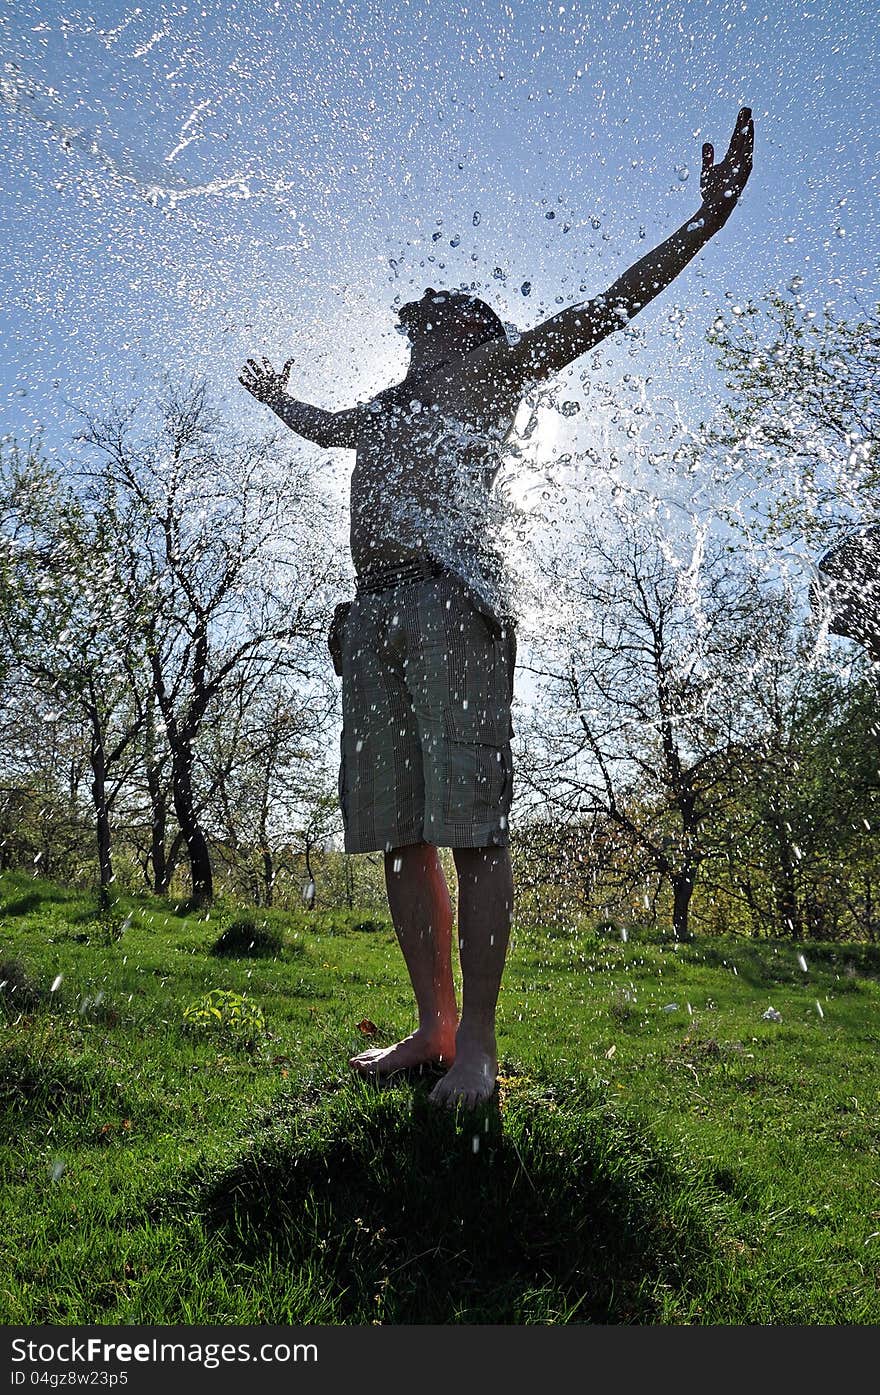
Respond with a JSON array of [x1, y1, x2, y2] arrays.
[[455, 1017, 497, 1050]]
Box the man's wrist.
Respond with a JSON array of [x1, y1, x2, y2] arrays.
[[696, 199, 733, 235]]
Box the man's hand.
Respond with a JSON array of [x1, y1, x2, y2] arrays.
[[699, 106, 754, 232], [238, 355, 294, 409]]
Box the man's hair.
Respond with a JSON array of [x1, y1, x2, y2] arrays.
[[435, 290, 507, 345], [400, 288, 508, 347]]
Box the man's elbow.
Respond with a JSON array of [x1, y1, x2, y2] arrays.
[[321, 411, 358, 450]]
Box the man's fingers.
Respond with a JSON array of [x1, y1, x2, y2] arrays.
[[743, 112, 754, 168], [261, 355, 275, 374], [725, 106, 753, 163], [701, 142, 714, 176]]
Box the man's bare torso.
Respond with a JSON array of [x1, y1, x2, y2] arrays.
[[349, 338, 525, 589]]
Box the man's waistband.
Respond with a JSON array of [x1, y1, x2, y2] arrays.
[[355, 556, 448, 594]]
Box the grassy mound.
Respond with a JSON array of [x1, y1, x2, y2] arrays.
[[196, 1070, 729, 1324], [0, 1016, 126, 1121], [210, 916, 285, 959], [0, 957, 49, 1016]]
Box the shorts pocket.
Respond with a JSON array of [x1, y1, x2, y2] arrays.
[[443, 738, 513, 824], [445, 699, 512, 746]]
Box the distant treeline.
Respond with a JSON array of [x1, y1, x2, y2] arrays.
[[1, 294, 877, 938]]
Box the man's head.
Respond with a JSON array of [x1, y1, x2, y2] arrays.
[[396, 287, 507, 355]]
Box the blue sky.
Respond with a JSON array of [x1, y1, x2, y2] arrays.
[[1, 0, 876, 494]]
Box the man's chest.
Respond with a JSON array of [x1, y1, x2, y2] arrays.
[[359, 374, 520, 453]]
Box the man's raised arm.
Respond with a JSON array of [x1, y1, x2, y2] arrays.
[[239, 356, 360, 448], [505, 107, 754, 385]]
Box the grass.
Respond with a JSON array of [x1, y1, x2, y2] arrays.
[[0, 867, 878, 1325]]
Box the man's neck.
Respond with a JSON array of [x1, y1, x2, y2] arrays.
[[404, 349, 452, 382]]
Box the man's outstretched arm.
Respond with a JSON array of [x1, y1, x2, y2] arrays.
[[506, 107, 754, 385], [239, 356, 360, 448]]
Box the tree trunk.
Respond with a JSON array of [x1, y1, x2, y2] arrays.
[[146, 766, 170, 895], [303, 838, 316, 911], [671, 870, 695, 941], [773, 828, 801, 938], [159, 830, 183, 898], [143, 702, 173, 895], [88, 712, 114, 910], [149, 801, 168, 896], [262, 847, 274, 907], [169, 742, 213, 905]]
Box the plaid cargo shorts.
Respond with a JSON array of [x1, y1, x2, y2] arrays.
[[332, 572, 516, 853]]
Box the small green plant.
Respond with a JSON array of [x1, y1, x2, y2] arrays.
[[75, 907, 132, 946], [182, 989, 267, 1049], [609, 988, 637, 1025], [210, 916, 284, 959], [95, 907, 131, 945]]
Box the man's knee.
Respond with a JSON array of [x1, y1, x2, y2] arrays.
[[384, 840, 435, 866], [452, 844, 510, 870]]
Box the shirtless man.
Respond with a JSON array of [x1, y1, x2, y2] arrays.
[[240, 108, 754, 1108]]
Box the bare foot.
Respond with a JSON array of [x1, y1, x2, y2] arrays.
[[428, 1038, 498, 1110], [349, 1028, 455, 1077]]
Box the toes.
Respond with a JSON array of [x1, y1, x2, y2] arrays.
[[349, 1053, 383, 1072]]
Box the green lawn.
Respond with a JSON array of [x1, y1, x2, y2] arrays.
[[1, 869, 878, 1324]]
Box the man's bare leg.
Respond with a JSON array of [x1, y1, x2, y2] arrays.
[[349, 840, 459, 1075], [429, 845, 513, 1109]]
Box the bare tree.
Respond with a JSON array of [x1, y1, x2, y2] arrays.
[[201, 676, 338, 906], [521, 509, 770, 939], [77, 381, 343, 905], [1, 443, 147, 905]]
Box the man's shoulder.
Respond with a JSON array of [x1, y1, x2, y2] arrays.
[[357, 382, 400, 416]]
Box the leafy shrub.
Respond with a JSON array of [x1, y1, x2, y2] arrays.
[[182, 989, 266, 1049]]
